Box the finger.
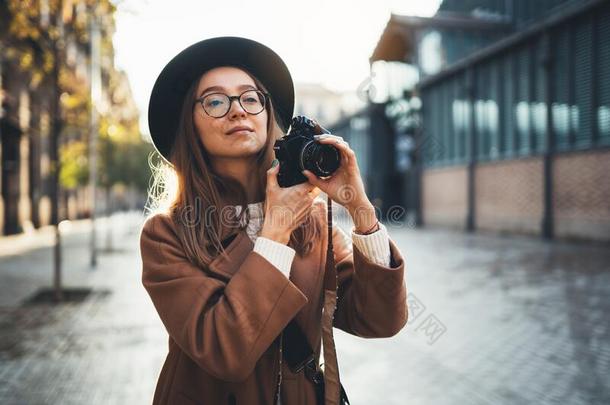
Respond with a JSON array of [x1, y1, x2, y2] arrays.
[[327, 140, 355, 168], [266, 161, 280, 189], [339, 145, 356, 167], [314, 134, 343, 143], [302, 170, 325, 187], [316, 136, 351, 153], [334, 139, 351, 152]]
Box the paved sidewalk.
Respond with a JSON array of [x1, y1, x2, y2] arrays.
[[0, 212, 166, 405], [336, 225, 610, 405], [0, 212, 609, 404]]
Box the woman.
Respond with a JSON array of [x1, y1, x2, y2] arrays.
[[141, 36, 408, 405]]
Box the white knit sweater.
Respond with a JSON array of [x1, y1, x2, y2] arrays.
[[234, 201, 391, 278]]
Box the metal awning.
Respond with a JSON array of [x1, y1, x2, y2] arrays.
[[369, 12, 512, 64]]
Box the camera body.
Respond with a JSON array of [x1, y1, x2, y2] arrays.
[[273, 116, 341, 188]]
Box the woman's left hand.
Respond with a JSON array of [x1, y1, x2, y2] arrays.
[[301, 134, 372, 213]]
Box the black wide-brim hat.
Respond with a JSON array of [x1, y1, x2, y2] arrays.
[[148, 36, 295, 163]]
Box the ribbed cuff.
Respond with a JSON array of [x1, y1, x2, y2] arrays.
[[351, 222, 391, 267], [253, 237, 296, 278]]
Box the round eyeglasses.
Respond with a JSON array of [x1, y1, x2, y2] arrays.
[[195, 89, 269, 118]]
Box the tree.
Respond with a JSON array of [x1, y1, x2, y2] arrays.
[[1, 0, 116, 300]]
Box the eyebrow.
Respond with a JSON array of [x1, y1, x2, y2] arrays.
[[199, 84, 258, 98]]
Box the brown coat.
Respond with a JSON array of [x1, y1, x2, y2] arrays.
[[140, 199, 408, 405]]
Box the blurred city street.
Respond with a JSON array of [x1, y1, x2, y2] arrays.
[[1, 213, 608, 405], [0, 212, 165, 405], [2, 2, 610, 403]]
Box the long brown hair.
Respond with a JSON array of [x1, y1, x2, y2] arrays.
[[145, 68, 323, 267]]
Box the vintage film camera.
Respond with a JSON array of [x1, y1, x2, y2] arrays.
[[273, 116, 342, 188]]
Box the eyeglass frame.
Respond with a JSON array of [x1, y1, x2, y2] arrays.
[[194, 89, 270, 118]]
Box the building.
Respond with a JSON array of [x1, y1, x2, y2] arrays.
[[294, 83, 346, 128], [369, 0, 610, 241]]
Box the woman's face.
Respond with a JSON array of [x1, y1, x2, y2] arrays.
[[193, 66, 269, 160]]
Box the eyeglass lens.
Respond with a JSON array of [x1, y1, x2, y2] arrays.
[[203, 90, 265, 117]]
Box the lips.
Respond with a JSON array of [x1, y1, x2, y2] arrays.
[[226, 125, 254, 135]]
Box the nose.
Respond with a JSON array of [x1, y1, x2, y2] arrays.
[[227, 97, 247, 119]]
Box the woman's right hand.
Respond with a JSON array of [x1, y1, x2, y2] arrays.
[[260, 160, 321, 245]]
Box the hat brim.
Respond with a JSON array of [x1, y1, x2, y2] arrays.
[[147, 36, 294, 163]]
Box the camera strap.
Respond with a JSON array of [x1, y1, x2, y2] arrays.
[[282, 195, 349, 405], [320, 195, 343, 405]]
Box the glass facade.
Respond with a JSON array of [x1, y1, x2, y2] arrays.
[[421, 1, 610, 168]]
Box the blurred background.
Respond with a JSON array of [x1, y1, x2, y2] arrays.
[[1, 0, 609, 404]]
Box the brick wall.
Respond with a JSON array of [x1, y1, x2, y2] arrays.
[[475, 157, 544, 235], [554, 150, 610, 240], [422, 166, 468, 228]]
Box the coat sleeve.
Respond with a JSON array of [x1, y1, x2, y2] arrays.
[[328, 211, 408, 338], [140, 213, 308, 382]]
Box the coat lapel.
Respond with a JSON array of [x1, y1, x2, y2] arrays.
[[206, 228, 253, 279], [200, 199, 326, 352], [203, 197, 254, 280]]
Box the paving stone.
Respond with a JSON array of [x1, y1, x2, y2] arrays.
[[0, 213, 609, 404]]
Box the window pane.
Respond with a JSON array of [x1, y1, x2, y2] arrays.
[[574, 17, 593, 147], [598, 4, 610, 143]]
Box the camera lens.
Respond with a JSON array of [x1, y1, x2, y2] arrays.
[[300, 141, 341, 177]]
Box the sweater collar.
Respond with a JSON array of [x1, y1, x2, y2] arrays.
[[234, 201, 264, 220]]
